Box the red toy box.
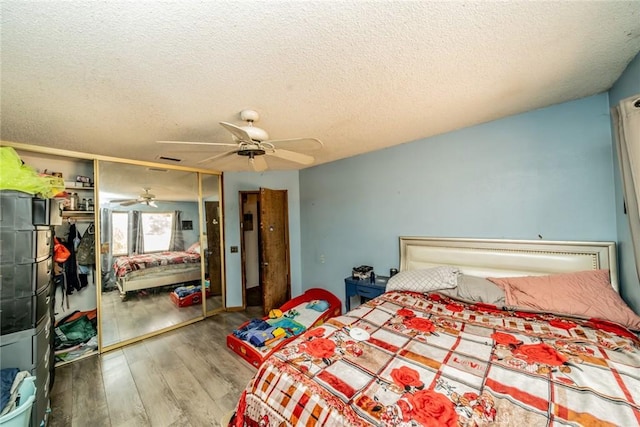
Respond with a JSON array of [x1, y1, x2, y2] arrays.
[[170, 288, 212, 307], [227, 288, 341, 368]]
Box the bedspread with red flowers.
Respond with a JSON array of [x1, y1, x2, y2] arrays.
[[113, 251, 200, 278], [233, 291, 640, 427]]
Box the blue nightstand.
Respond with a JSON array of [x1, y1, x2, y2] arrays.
[[345, 276, 388, 311]]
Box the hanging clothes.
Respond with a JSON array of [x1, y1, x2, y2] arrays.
[[63, 223, 82, 294], [76, 222, 95, 288], [76, 222, 95, 265], [52, 230, 69, 313]]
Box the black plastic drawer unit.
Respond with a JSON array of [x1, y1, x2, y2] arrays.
[[0, 190, 55, 427], [0, 190, 54, 228], [0, 315, 50, 370], [0, 256, 52, 299], [0, 227, 52, 263], [0, 282, 52, 335]]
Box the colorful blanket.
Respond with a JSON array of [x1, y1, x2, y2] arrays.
[[234, 291, 640, 426], [113, 251, 200, 279]]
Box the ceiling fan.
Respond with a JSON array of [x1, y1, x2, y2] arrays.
[[111, 188, 158, 207], [157, 109, 324, 171]]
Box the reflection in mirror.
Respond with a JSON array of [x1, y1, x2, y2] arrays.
[[201, 173, 224, 315], [98, 161, 203, 348]]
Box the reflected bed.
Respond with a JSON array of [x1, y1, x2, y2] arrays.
[[113, 250, 201, 295]]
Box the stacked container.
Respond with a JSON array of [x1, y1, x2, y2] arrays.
[[0, 191, 54, 427]]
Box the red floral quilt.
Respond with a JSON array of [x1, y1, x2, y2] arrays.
[[113, 251, 200, 278], [233, 291, 640, 426]]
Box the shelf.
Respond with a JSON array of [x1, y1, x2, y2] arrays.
[[62, 210, 96, 216], [61, 210, 95, 216], [55, 188, 94, 200], [55, 349, 98, 367]]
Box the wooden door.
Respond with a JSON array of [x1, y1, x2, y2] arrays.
[[259, 188, 290, 315], [205, 201, 222, 296]]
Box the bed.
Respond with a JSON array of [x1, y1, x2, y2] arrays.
[[227, 288, 342, 368], [112, 250, 201, 296], [231, 237, 640, 427]]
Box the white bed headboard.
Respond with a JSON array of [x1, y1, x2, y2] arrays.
[[399, 237, 619, 292]]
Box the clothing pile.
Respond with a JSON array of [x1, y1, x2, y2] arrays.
[[233, 315, 306, 347], [173, 284, 204, 298], [54, 309, 98, 363], [170, 282, 211, 307], [0, 369, 31, 416]]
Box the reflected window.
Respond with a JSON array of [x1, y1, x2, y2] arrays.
[[142, 212, 173, 252], [111, 212, 129, 256], [111, 211, 175, 255]]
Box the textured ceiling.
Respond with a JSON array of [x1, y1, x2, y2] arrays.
[[2, 1, 639, 172]]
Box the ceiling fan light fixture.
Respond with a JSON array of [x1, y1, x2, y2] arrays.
[[239, 109, 260, 122], [238, 148, 266, 157]]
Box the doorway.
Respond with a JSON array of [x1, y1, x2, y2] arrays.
[[239, 188, 291, 315], [204, 201, 223, 312]]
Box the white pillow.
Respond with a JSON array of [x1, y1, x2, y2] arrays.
[[386, 266, 460, 293], [186, 242, 200, 253]]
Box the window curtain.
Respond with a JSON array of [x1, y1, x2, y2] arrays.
[[613, 94, 640, 281], [129, 210, 144, 255], [170, 210, 184, 251], [99, 207, 117, 290], [99, 207, 112, 271]]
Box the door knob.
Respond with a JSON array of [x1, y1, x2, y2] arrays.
[[263, 262, 269, 266]]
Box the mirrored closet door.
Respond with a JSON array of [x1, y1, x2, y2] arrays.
[[201, 173, 224, 315], [98, 160, 213, 349]]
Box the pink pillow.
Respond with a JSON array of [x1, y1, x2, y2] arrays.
[[487, 270, 640, 331]]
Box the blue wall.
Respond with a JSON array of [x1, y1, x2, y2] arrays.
[[608, 52, 640, 312], [223, 171, 302, 307], [299, 94, 620, 311], [222, 74, 640, 314]]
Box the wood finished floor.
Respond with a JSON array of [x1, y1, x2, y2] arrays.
[[48, 306, 262, 427], [101, 287, 224, 347]]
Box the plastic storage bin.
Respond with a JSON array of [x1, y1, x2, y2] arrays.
[[0, 191, 52, 229], [0, 227, 52, 264], [0, 376, 36, 427], [0, 284, 51, 335], [0, 191, 34, 230], [0, 257, 52, 300]]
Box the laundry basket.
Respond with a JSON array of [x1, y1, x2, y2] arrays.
[[0, 376, 36, 427]]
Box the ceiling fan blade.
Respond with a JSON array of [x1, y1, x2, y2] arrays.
[[157, 140, 237, 147], [119, 200, 139, 206], [197, 149, 239, 164], [268, 137, 324, 148], [250, 155, 268, 172], [267, 149, 315, 165], [220, 121, 253, 142], [148, 201, 158, 208]]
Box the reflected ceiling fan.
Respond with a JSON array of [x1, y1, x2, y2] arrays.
[[157, 109, 323, 171], [111, 188, 158, 207]]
